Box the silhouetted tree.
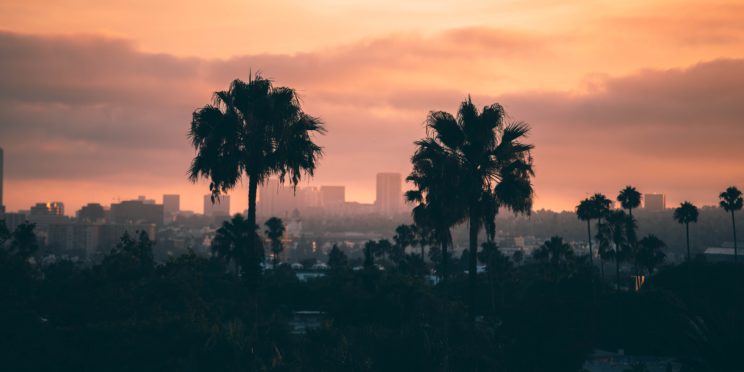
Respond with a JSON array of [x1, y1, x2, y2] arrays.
[[212, 214, 264, 285], [589, 193, 613, 221], [637, 235, 666, 275], [327, 244, 348, 271], [618, 186, 642, 218], [597, 210, 629, 289], [0, 220, 10, 248], [8, 222, 38, 260], [411, 97, 534, 318], [719, 186, 743, 263], [188, 74, 324, 272], [102, 231, 155, 278], [264, 217, 285, 268], [363, 240, 377, 269], [673, 201, 699, 262], [393, 224, 417, 255], [533, 236, 575, 283], [576, 198, 596, 265]]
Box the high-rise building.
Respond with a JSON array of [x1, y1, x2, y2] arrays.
[[644, 193, 666, 211], [258, 179, 299, 218], [0, 147, 4, 214], [162, 194, 180, 220], [204, 194, 230, 217], [375, 172, 403, 216], [110, 200, 164, 226], [30, 201, 65, 216], [320, 186, 345, 212], [76, 203, 106, 223]]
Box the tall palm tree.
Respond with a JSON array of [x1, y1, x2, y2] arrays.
[[407, 156, 467, 281], [576, 198, 596, 264], [673, 201, 699, 262], [212, 214, 264, 284], [719, 186, 743, 263], [411, 97, 534, 318], [597, 210, 629, 289], [264, 217, 285, 268], [617, 186, 642, 217], [589, 193, 613, 222], [188, 74, 325, 260]]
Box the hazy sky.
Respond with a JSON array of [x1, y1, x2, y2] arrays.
[[1, 0, 744, 214]]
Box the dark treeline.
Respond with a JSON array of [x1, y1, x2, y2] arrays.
[[1, 220, 742, 371], [492, 207, 736, 258]]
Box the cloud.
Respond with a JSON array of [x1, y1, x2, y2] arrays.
[[0, 29, 742, 213]]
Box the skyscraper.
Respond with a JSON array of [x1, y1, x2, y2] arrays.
[[162, 194, 180, 220], [644, 193, 666, 211], [0, 147, 4, 214], [320, 186, 345, 212], [204, 194, 230, 217], [375, 172, 403, 216]]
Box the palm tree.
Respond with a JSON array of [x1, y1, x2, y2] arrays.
[[411, 97, 534, 318], [576, 198, 596, 265], [188, 74, 324, 264], [636, 235, 666, 275], [264, 217, 285, 268], [394, 224, 418, 256], [532, 236, 576, 283], [597, 210, 629, 289], [673, 201, 699, 262], [618, 186, 642, 217], [589, 193, 613, 222], [212, 214, 264, 284], [719, 186, 743, 263]]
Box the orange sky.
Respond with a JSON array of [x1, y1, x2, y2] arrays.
[[1, 0, 744, 214]]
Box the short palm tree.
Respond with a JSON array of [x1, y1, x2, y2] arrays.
[[719, 186, 743, 263], [637, 235, 666, 275], [533, 236, 575, 283], [597, 210, 629, 289], [188, 74, 324, 266], [212, 214, 264, 284], [618, 186, 642, 217], [264, 217, 285, 268], [576, 198, 597, 264], [411, 97, 534, 318], [673, 201, 699, 262]]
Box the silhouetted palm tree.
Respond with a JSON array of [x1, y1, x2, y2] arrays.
[[576, 198, 596, 265], [411, 97, 534, 318], [673, 201, 699, 262], [618, 186, 642, 217], [589, 193, 613, 222], [264, 217, 285, 269], [212, 214, 264, 284], [533, 236, 576, 283], [188, 74, 324, 268], [597, 210, 629, 289], [394, 224, 418, 256], [637, 235, 666, 275], [719, 186, 743, 263]]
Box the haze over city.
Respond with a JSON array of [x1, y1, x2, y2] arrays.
[[2, 0, 744, 214]]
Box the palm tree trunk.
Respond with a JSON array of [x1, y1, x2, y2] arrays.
[[685, 222, 691, 262], [247, 175, 258, 230], [468, 209, 479, 320], [587, 220, 593, 265], [732, 211, 738, 264]]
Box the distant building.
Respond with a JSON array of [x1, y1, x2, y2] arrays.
[[3, 212, 26, 231], [110, 200, 164, 226], [644, 193, 666, 211], [30, 201, 65, 216], [375, 172, 402, 216], [258, 179, 298, 218], [320, 186, 345, 212], [204, 194, 230, 217], [137, 195, 156, 205], [162, 194, 180, 221], [76, 203, 106, 223]]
